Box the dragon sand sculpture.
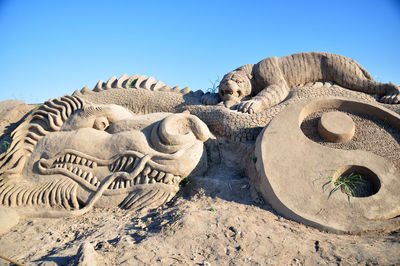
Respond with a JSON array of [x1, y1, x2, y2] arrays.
[[0, 51, 399, 234], [0, 97, 213, 219]]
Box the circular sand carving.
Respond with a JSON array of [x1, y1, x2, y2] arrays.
[[318, 111, 355, 142], [301, 110, 400, 170], [255, 97, 400, 234], [333, 165, 380, 198]]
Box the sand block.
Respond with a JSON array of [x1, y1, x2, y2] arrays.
[[318, 111, 355, 142]]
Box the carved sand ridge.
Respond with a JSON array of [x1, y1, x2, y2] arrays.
[[0, 178, 79, 209], [72, 74, 205, 97], [0, 95, 84, 178]]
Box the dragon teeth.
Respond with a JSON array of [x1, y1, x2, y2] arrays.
[[65, 154, 71, 163], [173, 176, 181, 183], [119, 157, 128, 171], [60, 155, 65, 162], [135, 175, 142, 185], [150, 170, 158, 178], [77, 168, 83, 176], [82, 171, 88, 179], [92, 161, 97, 168], [109, 161, 116, 172], [150, 178, 156, 184], [70, 155, 76, 163], [156, 172, 165, 181], [142, 166, 151, 176], [91, 176, 98, 185], [81, 158, 87, 165], [72, 167, 79, 174], [112, 180, 119, 189], [163, 173, 174, 183], [112, 159, 120, 171], [143, 175, 149, 184], [126, 157, 135, 170], [86, 172, 93, 183], [75, 156, 81, 164]]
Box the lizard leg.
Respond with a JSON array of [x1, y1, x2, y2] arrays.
[[237, 79, 290, 113]]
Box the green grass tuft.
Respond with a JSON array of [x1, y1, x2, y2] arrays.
[[323, 172, 367, 202], [206, 77, 220, 93], [2, 140, 10, 152], [179, 176, 192, 188], [209, 206, 216, 212]]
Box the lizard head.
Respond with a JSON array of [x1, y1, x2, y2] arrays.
[[219, 72, 252, 108]]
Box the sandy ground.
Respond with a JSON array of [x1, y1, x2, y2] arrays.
[[1, 141, 400, 266]]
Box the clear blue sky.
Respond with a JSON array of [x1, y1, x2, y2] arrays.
[[0, 0, 399, 103]]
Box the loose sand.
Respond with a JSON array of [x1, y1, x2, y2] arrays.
[[1, 141, 400, 265]]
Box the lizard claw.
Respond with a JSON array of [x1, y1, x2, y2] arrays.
[[380, 94, 400, 104], [237, 100, 263, 113]]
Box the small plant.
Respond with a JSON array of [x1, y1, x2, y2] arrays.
[[250, 154, 257, 164], [323, 172, 367, 202], [206, 77, 220, 94], [179, 176, 192, 188], [2, 141, 10, 152], [209, 206, 216, 212]]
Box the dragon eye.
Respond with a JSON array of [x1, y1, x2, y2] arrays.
[[93, 117, 110, 131]]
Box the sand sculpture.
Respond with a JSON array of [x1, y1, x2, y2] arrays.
[[0, 96, 213, 220], [255, 98, 400, 233], [201, 52, 400, 113], [0, 52, 399, 235]]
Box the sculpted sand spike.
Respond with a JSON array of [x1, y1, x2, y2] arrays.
[[73, 74, 194, 96], [0, 96, 213, 218], [201, 52, 400, 113]]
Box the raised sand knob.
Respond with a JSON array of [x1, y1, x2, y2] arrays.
[[318, 111, 355, 143]]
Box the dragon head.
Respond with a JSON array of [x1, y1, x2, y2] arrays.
[[1, 98, 213, 212]]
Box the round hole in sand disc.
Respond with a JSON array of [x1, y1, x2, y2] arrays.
[[333, 165, 381, 198], [318, 111, 355, 143]]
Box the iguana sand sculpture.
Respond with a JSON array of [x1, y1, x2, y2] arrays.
[[0, 95, 213, 218], [201, 52, 400, 113]]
